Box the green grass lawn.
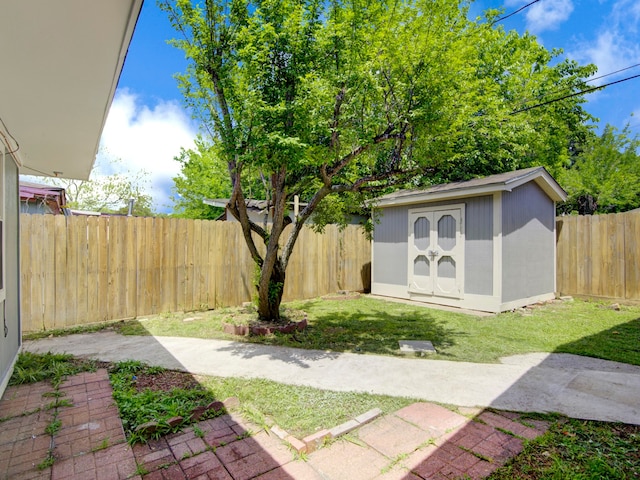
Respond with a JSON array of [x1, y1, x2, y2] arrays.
[[489, 417, 640, 479], [101, 296, 640, 365]]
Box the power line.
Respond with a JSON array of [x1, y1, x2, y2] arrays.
[[512, 63, 640, 112], [589, 63, 640, 84], [490, 0, 541, 26], [510, 73, 640, 115]]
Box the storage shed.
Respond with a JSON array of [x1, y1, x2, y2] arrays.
[[371, 167, 567, 313]]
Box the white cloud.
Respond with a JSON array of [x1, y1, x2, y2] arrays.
[[569, 0, 640, 84], [523, 0, 574, 34], [98, 90, 197, 212]]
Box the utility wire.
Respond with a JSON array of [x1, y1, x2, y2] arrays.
[[589, 63, 640, 83], [490, 0, 541, 25], [512, 62, 640, 111], [510, 73, 640, 115]]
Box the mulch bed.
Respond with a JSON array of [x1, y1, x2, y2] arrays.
[[132, 370, 203, 393]]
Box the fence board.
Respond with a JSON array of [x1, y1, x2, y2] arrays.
[[86, 217, 99, 323], [53, 215, 67, 329], [125, 215, 137, 319], [19, 215, 33, 329], [75, 217, 89, 326], [625, 213, 640, 300], [556, 210, 640, 302], [97, 217, 109, 323]]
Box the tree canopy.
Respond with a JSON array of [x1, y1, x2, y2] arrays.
[[162, 0, 594, 320], [558, 124, 640, 215], [31, 157, 154, 216]]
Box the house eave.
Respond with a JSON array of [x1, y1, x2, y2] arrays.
[[0, 0, 143, 180]]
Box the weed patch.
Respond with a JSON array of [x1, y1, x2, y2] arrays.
[[489, 418, 640, 479], [109, 361, 219, 444], [9, 352, 97, 386]]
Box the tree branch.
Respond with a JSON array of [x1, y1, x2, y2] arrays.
[[327, 126, 404, 178], [227, 165, 264, 267]]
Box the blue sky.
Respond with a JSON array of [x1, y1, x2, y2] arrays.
[[100, 0, 640, 213]]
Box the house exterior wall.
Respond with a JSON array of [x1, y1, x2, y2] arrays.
[[0, 151, 21, 398], [501, 181, 556, 304], [372, 195, 493, 297]]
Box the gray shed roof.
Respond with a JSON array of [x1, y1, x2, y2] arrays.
[[372, 166, 567, 207]]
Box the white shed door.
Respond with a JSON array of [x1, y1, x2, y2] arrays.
[[408, 207, 464, 299]]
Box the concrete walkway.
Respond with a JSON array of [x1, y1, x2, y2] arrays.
[[24, 331, 640, 425]]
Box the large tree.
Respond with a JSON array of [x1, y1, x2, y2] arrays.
[[162, 0, 593, 321]]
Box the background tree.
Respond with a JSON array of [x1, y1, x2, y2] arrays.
[[28, 157, 154, 216], [172, 136, 267, 219], [558, 124, 640, 214], [162, 0, 593, 321], [172, 138, 231, 219]]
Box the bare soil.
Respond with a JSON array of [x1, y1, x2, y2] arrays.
[[133, 370, 203, 393]]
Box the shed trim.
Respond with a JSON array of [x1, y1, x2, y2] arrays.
[[371, 167, 567, 207]]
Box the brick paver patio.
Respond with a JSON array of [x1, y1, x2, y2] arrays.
[[0, 369, 549, 479]]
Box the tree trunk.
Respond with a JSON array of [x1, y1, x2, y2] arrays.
[[257, 261, 286, 321]]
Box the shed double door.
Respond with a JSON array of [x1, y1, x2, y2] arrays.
[[408, 206, 464, 299]]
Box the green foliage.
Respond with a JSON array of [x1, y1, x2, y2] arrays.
[[9, 351, 96, 386], [109, 362, 217, 444], [171, 138, 231, 219], [44, 419, 62, 436], [37, 452, 55, 470], [559, 124, 640, 214], [30, 156, 155, 216], [161, 0, 594, 320], [172, 137, 267, 219], [490, 419, 640, 479]]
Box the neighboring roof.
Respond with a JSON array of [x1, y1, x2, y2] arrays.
[[19, 181, 68, 215], [0, 1, 143, 179], [204, 198, 309, 211], [372, 167, 567, 207], [204, 199, 272, 212]]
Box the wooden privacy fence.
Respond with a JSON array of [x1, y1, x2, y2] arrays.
[[20, 215, 371, 332], [556, 210, 640, 302]]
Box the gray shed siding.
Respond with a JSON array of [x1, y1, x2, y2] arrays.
[[373, 196, 493, 294], [373, 206, 408, 286], [1, 156, 21, 396], [501, 182, 555, 303], [464, 195, 493, 295]]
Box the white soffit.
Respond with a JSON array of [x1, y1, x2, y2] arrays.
[[0, 0, 143, 180]]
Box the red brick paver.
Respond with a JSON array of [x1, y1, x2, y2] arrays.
[[2, 371, 549, 480], [308, 403, 549, 480]]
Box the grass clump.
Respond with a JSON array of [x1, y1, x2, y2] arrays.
[[109, 361, 219, 444], [489, 418, 640, 479], [9, 351, 96, 386], [196, 376, 416, 439]]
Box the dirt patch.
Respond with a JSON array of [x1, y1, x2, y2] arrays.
[[322, 291, 361, 301], [133, 370, 202, 393]]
